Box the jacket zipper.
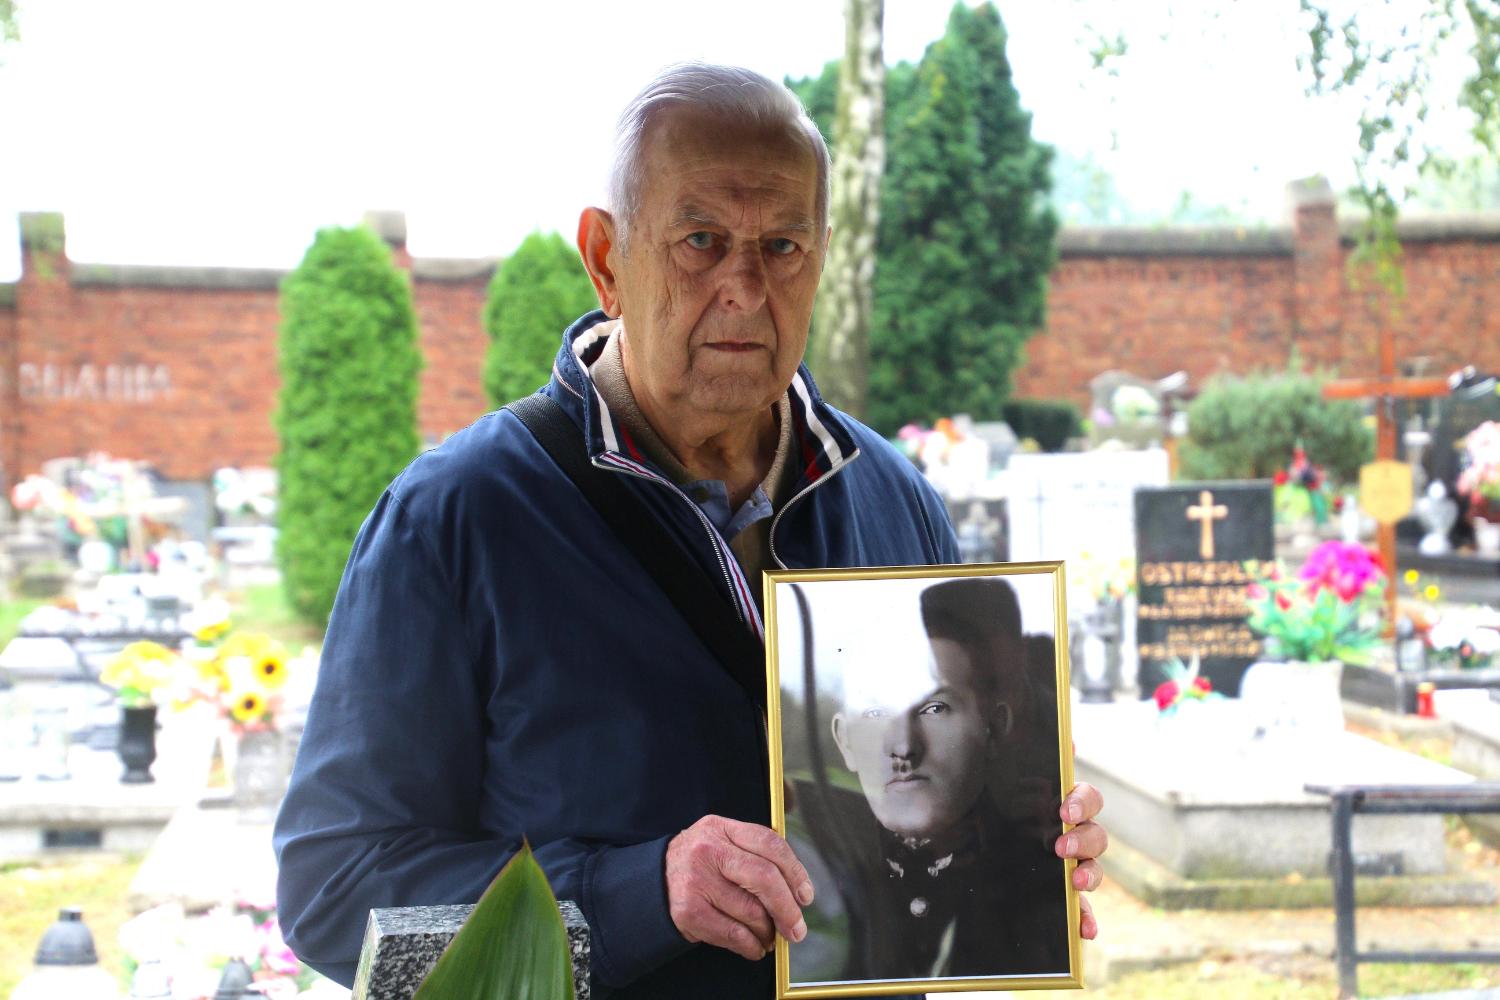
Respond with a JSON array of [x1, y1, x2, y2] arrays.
[[591, 456, 755, 632], [766, 448, 861, 570]]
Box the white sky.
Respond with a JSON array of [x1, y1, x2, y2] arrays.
[[0, 1, 1479, 280]]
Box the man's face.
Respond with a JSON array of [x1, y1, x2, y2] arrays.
[[831, 637, 991, 841], [606, 109, 825, 421]]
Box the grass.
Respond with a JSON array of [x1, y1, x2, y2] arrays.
[[0, 855, 142, 996], [225, 582, 324, 649], [0, 597, 44, 648]]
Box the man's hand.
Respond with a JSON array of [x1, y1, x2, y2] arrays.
[[1055, 781, 1107, 941], [665, 815, 814, 961]]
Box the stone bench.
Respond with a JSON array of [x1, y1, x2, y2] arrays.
[[352, 900, 590, 999]]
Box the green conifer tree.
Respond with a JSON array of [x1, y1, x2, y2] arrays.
[[792, 3, 1056, 434], [482, 231, 597, 407], [276, 225, 422, 624], [869, 2, 1056, 433]]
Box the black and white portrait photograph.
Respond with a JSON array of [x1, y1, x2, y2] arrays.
[[765, 564, 1081, 997]]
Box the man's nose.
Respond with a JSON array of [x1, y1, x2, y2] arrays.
[[717, 242, 768, 313], [884, 712, 921, 764]]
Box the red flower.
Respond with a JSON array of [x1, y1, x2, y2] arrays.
[[1276, 591, 1293, 611], [1192, 677, 1212, 693], [1154, 680, 1180, 710], [1247, 583, 1269, 600], [1273, 470, 1290, 486]]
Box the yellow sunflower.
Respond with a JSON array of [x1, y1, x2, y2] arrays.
[[252, 639, 289, 689], [230, 689, 267, 724]]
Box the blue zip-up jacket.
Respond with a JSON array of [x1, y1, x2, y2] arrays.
[[273, 312, 960, 997]]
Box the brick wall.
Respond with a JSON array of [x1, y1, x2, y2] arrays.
[[1014, 184, 1500, 405], [2, 188, 1499, 489], [1, 213, 496, 485]]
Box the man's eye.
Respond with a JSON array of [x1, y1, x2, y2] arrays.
[[768, 237, 798, 255], [919, 702, 949, 716], [685, 232, 715, 250], [862, 707, 887, 719]]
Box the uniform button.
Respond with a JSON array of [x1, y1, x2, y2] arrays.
[[909, 897, 928, 917]]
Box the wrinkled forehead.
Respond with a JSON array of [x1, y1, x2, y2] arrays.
[[638, 108, 820, 210]]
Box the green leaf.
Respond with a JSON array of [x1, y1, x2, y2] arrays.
[[414, 842, 577, 1000]]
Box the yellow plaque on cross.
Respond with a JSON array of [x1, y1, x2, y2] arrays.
[[1359, 460, 1413, 525]]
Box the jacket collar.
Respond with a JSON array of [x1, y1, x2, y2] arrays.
[[550, 310, 860, 489]]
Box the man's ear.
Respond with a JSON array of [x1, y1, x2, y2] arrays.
[[577, 207, 622, 318], [989, 702, 1015, 741], [830, 712, 860, 772]]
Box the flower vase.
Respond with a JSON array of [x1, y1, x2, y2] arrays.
[[233, 728, 291, 818], [1239, 659, 1345, 739], [118, 705, 158, 784], [1475, 518, 1500, 556]]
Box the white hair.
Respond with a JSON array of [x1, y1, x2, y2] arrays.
[[607, 62, 831, 253]]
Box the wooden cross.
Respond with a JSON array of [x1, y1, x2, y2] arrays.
[[1186, 489, 1228, 559], [1322, 323, 1449, 629]]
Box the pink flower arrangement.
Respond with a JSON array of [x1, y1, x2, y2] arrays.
[[1457, 421, 1500, 509], [1245, 545, 1386, 665], [1298, 540, 1386, 602]]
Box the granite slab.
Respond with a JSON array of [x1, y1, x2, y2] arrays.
[[351, 899, 590, 999]]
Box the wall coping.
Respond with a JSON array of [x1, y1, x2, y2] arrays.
[[1057, 226, 1292, 257], [1351, 213, 1500, 244], [25, 212, 1500, 285], [61, 258, 500, 290]]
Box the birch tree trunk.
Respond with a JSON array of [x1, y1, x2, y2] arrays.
[[809, 0, 884, 419]]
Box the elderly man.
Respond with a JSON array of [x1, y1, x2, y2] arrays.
[[274, 63, 1105, 999]]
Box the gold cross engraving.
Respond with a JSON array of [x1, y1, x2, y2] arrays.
[[1186, 490, 1229, 559]]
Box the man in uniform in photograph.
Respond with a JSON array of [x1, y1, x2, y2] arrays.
[[797, 576, 1068, 982]]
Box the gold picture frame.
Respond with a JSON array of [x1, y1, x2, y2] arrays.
[[764, 561, 1083, 997]]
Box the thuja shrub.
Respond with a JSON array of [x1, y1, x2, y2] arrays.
[[1003, 398, 1084, 452], [482, 231, 597, 408], [1179, 370, 1372, 482], [276, 225, 422, 623]]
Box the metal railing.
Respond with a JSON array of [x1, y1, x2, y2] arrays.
[[1304, 782, 1500, 999]]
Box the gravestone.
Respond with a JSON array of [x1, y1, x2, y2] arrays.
[[1008, 450, 1169, 696], [1006, 450, 1171, 565], [1417, 372, 1500, 504], [1438, 688, 1500, 848], [152, 479, 216, 545], [1088, 370, 1174, 449], [352, 901, 590, 999], [1073, 700, 1488, 907], [1134, 481, 1274, 697], [0, 690, 217, 859]]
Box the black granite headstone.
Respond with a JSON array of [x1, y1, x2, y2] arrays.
[[1134, 481, 1274, 697]]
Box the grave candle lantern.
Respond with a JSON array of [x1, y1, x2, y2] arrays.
[[8, 908, 120, 1000]]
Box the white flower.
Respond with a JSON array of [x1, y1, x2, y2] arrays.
[[117, 903, 186, 961]]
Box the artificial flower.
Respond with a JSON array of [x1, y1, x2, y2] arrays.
[[1299, 540, 1385, 603], [1456, 421, 1500, 506], [1245, 548, 1385, 664], [230, 689, 267, 724], [100, 641, 181, 706]]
